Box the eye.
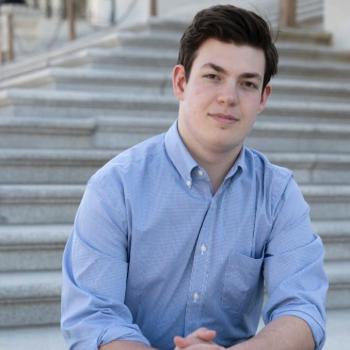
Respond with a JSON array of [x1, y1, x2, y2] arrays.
[[242, 81, 259, 89], [203, 73, 220, 81]]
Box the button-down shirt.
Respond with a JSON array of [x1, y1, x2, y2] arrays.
[[61, 121, 328, 350]]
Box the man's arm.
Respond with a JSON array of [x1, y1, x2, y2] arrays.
[[100, 340, 158, 350], [61, 177, 151, 348], [175, 317, 314, 350], [229, 316, 314, 350]]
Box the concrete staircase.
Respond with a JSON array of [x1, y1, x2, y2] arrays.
[[0, 10, 349, 350]]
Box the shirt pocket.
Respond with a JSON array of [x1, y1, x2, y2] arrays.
[[221, 252, 264, 314]]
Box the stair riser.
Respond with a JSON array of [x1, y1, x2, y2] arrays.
[[324, 241, 350, 262], [247, 135, 350, 155], [147, 24, 330, 46], [0, 193, 348, 222], [46, 81, 172, 96], [306, 199, 350, 220], [0, 103, 177, 119], [2, 101, 350, 124], [326, 288, 350, 310], [0, 164, 101, 184], [96, 127, 350, 154], [57, 54, 176, 72], [1, 161, 350, 185], [0, 132, 92, 149], [1, 123, 350, 154], [23, 79, 350, 105], [0, 299, 60, 328], [1, 239, 347, 272], [0, 202, 79, 225], [0, 248, 64, 272], [58, 55, 350, 84], [118, 37, 350, 64], [278, 64, 350, 82]]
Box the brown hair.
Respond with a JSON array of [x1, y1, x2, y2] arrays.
[[177, 5, 278, 89]]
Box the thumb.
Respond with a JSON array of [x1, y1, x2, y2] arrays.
[[196, 328, 217, 341]]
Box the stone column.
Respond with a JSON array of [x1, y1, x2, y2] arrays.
[[324, 0, 350, 49]]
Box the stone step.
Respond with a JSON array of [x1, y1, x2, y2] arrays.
[[88, 117, 350, 153], [1, 148, 350, 185], [0, 185, 84, 225], [314, 221, 350, 262], [51, 46, 350, 83], [53, 46, 177, 71], [4, 68, 350, 105], [141, 18, 331, 45], [1, 114, 350, 153], [0, 117, 95, 149], [0, 88, 177, 118], [302, 185, 350, 220], [0, 149, 116, 184], [0, 184, 349, 225], [267, 153, 350, 185], [0, 220, 347, 273], [278, 58, 350, 82], [0, 260, 346, 328], [104, 31, 350, 63], [325, 261, 350, 310], [248, 121, 350, 154], [0, 67, 173, 95], [270, 78, 350, 102], [0, 325, 66, 350], [0, 225, 71, 272], [53, 113, 350, 150], [0, 270, 61, 328], [2, 88, 350, 123]]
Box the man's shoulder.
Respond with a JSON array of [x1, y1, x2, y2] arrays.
[[247, 147, 292, 178], [90, 132, 166, 186], [246, 147, 294, 197]]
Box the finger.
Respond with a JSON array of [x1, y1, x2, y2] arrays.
[[174, 335, 191, 348], [184, 345, 224, 350]]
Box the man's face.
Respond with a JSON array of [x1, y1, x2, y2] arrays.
[[173, 38, 271, 158]]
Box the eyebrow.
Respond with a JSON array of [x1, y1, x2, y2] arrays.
[[201, 62, 262, 82]]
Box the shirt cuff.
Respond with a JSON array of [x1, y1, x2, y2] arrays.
[[271, 310, 325, 350], [98, 325, 151, 349]]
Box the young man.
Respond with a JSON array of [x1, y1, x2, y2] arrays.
[[61, 5, 328, 350]]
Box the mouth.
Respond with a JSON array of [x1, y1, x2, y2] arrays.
[[208, 113, 239, 125]]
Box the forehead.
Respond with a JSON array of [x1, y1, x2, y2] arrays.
[[192, 38, 265, 75]]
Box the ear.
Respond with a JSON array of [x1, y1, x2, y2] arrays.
[[172, 64, 187, 101], [257, 84, 272, 114]]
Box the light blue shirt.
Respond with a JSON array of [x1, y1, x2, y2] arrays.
[[61, 121, 328, 350]]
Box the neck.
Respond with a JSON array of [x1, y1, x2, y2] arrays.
[[194, 147, 241, 193]]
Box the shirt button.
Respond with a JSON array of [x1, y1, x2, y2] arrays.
[[193, 292, 200, 302], [198, 169, 204, 176], [200, 244, 207, 254], [186, 180, 192, 188]]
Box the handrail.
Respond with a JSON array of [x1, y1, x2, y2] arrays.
[[66, 0, 76, 41], [150, 0, 157, 17], [279, 0, 297, 27]]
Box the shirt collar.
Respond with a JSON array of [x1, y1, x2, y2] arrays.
[[165, 120, 247, 184], [165, 121, 198, 184], [225, 145, 247, 180]]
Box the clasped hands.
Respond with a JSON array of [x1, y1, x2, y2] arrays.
[[173, 327, 226, 350]]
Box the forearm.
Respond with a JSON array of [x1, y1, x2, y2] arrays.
[[100, 340, 158, 350], [229, 316, 315, 350]]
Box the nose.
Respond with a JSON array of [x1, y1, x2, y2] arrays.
[[217, 81, 239, 106]]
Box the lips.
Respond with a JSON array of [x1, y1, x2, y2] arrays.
[[208, 113, 239, 124]]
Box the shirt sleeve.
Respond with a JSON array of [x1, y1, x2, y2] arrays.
[[61, 173, 151, 349], [262, 176, 328, 350]]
